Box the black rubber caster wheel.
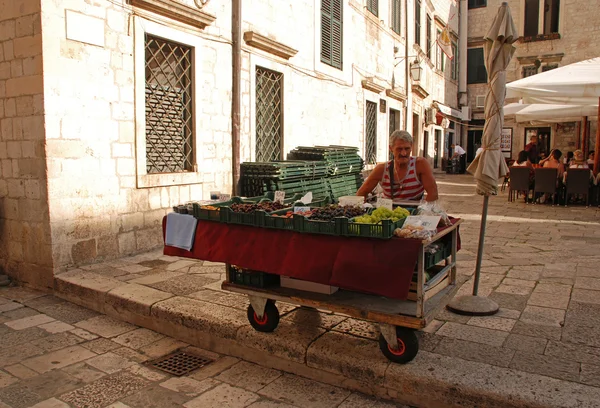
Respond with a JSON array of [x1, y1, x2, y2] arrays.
[[378, 327, 419, 364], [247, 300, 280, 332]]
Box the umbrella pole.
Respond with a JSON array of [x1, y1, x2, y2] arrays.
[[446, 195, 499, 316], [472, 195, 489, 296]]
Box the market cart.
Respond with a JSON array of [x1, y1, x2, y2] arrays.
[[221, 220, 461, 364], [164, 212, 462, 364]]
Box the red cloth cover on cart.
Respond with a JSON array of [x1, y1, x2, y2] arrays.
[[162, 218, 458, 300]]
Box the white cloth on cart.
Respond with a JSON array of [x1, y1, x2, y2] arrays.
[[165, 212, 197, 251]]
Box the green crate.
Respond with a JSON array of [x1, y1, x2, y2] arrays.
[[261, 198, 331, 230], [227, 265, 280, 288], [339, 217, 407, 239], [192, 197, 245, 222], [425, 240, 451, 269], [292, 214, 340, 235]]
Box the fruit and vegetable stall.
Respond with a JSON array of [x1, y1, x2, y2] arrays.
[[163, 145, 462, 363]]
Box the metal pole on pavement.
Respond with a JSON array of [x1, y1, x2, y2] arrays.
[[446, 195, 499, 316], [472, 195, 488, 296]]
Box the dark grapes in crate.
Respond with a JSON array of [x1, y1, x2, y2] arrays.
[[309, 204, 366, 221], [230, 202, 286, 213]]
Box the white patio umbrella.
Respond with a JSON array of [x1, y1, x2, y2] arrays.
[[506, 57, 600, 105], [506, 57, 600, 173], [448, 2, 517, 316]]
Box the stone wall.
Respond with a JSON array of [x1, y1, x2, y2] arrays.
[[0, 0, 53, 289], [467, 0, 600, 159], [39, 0, 234, 271], [1, 0, 461, 287]]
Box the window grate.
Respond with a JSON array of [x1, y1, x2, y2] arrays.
[[365, 101, 377, 165], [256, 67, 283, 162], [522, 65, 538, 78], [149, 351, 213, 376], [145, 35, 194, 174]]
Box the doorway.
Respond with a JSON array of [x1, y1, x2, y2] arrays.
[[524, 127, 551, 161], [412, 113, 420, 155], [467, 120, 484, 162], [423, 131, 429, 158], [434, 129, 442, 168]]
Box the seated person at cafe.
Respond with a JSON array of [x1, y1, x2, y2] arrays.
[[588, 151, 595, 166], [356, 130, 439, 203], [511, 150, 534, 187], [540, 149, 565, 182], [563, 151, 574, 168], [563, 150, 595, 184]]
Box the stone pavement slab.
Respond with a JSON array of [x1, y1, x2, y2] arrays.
[[28, 174, 600, 406], [0, 286, 405, 408]]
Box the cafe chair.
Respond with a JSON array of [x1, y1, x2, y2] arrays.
[[564, 168, 592, 207], [508, 167, 532, 203], [533, 168, 558, 205]]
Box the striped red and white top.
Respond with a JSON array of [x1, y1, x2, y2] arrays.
[[380, 157, 425, 202]]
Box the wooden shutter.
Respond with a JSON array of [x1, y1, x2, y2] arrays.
[[367, 0, 378, 16], [321, 0, 343, 69], [391, 0, 401, 34]]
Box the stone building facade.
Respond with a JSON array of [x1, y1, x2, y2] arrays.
[[0, 0, 462, 289], [466, 0, 599, 162]]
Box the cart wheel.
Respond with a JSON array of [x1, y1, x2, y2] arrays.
[[247, 300, 280, 332], [378, 327, 419, 364]]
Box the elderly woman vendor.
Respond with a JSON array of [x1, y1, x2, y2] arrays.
[[356, 130, 439, 202]]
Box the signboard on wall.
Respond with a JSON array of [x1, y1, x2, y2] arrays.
[[501, 128, 513, 158]]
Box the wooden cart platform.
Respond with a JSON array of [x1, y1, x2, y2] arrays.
[[222, 220, 463, 364]]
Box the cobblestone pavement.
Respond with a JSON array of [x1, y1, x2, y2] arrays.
[[0, 286, 409, 408], [6, 173, 600, 407]]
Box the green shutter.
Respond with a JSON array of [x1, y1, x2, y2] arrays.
[[367, 0, 379, 17], [391, 0, 401, 34], [321, 0, 343, 70]]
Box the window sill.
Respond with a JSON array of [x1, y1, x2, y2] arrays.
[[137, 172, 203, 188], [521, 33, 561, 43]]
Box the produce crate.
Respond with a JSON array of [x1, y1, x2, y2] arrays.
[[424, 239, 451, 269], [293, 215, 339, 235], [338, 217, 407, 239], [192, 197, 246, 222], [227, 265, 280, 288], [408, 265, 451, 301], [260, 198, 332, 231]]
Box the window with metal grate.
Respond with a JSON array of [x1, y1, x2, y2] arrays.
[[391, 0, 401, 35], [321, 0, 343, 70], [367, 0, 378, 17], [365, 101, 378, 165], [255, 67, 283, 162], [144, 35, 194, 174]]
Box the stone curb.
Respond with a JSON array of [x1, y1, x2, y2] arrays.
[[54, 273, 600, 408]]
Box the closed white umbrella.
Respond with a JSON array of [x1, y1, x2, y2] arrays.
[[448, 2, 517, 316]]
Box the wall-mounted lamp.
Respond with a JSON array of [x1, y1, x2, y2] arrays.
[[410, 60, 422, 82]]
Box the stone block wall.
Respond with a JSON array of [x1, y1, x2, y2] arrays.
[[0, 0, 53, 289], [2, 0, 462, 288], [39, 0, 233, 271]]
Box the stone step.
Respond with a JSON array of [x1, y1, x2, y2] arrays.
[[53, 269, 600, 408]]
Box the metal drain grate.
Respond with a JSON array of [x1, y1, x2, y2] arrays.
[[149, 351, 213, 376]]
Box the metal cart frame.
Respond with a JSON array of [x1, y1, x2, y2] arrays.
[[222, 220, 462, 363]]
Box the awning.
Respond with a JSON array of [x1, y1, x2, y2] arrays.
[[435, 101, 463, 119]]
